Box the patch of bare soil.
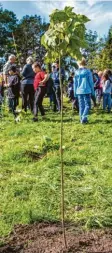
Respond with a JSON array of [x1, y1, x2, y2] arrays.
[[0, 222, 112, 253]]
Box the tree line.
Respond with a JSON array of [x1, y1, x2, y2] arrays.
[[0, 5, 112, 70]]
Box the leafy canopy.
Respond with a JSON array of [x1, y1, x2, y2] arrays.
[[41, 6, 90, 62]]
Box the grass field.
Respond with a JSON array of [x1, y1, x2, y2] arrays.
[[0, 98, 112, 238]]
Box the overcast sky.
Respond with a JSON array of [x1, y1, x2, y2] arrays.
[[1, 0, 112, 37]]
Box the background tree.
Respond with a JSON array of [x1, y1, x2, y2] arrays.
[[88, 26, 112, 70], [41, 6, 90, 249], [83, 30, 99, 59], [0, 6, 49, 66], [14, 15, 49, 64], [0, 6, 17, 58], [82, 30, 106, 68]]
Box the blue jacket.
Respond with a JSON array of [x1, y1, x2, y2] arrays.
[[74, 68, 94, 96], [52, 68, 65, 86], [21, 64, 35, 85]]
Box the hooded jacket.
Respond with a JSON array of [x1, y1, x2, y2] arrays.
[[74, 68, 94, 96]]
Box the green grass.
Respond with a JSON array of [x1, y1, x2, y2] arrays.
[[0, 98, 112, 237]]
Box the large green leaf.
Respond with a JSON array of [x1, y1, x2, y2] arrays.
[[50, 10, 68, 24], [77, 14, 90, 23], [41, 6, 90, 62]]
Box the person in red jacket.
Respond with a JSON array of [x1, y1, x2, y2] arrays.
[[32, 62, 47, 122]]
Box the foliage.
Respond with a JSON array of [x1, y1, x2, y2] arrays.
[[41, 6, 90, 63], [85, 28, 112, 70], [84, 30, 99, 58], [0, 6, 49, 64], [14, 15, 49, 64], [96, 26, 112, 70], [0, 6, 17, 57]]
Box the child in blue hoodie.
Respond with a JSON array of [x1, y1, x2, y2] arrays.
[[74, 58, 94, 124]]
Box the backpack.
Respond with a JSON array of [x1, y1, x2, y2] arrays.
[[46, 77, 54, 96]]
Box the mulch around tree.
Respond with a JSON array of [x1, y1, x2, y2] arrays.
[[0, 222, 112, 253]]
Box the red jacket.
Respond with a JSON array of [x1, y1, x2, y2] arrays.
[[34, 71, 46, 91]]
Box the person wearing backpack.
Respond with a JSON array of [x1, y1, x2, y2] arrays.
[[32, 62, 47, 122]]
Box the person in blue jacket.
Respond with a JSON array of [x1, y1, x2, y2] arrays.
[[74, 58, 94, 124]]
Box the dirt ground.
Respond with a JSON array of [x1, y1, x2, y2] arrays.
[[0, 222, 112, 253]]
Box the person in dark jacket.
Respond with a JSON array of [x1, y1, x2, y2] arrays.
[[21, 57, 35, 112], [68, 74, 79, 112], [7, 66, 20, 116], [51, 61, 65, 112]]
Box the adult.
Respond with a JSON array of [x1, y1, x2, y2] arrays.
[[51, 60, 65, 112], [32, 62, 47, 122], [21, 57, 35, 112], [3, 55, 16, 85], [74, 58, 94, 124]]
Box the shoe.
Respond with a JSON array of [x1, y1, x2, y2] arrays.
[[32, 117, 38, 122], [81, 120, 88, 124]]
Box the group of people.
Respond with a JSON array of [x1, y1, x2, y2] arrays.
[[67, 58, 112, 123], [0, 55, 65, 121], [0, 54, 112, 124]]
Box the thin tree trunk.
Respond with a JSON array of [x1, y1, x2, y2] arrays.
[[59, 55, 67, 249]]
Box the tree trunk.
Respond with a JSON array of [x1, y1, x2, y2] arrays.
[[59, 55, 67, 249]]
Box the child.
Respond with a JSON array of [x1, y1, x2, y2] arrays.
[[74, 58, 94, 124], [7, 66, 20, 117], [68, 75, 79, 112], [96, 71, 103, 106], [32, 62, 47, 122], [93, 71, 102, 106], [102, 72, 111, 113], [68, 76, 74, 102]]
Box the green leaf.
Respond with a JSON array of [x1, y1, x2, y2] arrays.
[[77, 14, 90, 23], [65, 35, 70, 44], [50, 10, 68, 24]]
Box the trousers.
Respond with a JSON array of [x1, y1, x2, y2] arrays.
[[33, 86, 46, 117]]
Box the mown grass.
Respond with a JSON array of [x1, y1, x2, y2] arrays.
[[0, 98, 112, 238]]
